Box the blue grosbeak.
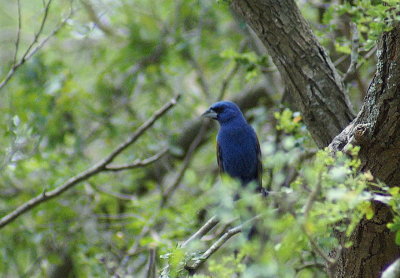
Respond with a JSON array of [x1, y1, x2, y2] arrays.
[[202, 101, 264, 195]]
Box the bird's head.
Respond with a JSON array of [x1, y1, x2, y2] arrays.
[[202, 101, 245, 124]]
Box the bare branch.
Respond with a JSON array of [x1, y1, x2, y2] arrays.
[[181, 49, 211, 98], [161, 121, 208, 205], [22, 0, 53, 61], [343, 22, 360, 82], [301, 226, 335, 266], [116, 212, 159, 274], [146, 248, 157, 278], [81, 0, 116, 37], [186, 225, 242, 272], [201, 217, 238, 242], [218, 62, 240, 101], [218, 40, 247, 100], [181, 216, 220, 248], [184, 215, 262, 273], [0, 95, 179, 229], [303, 174, 321, 220], [13, 0, 22, 66], [105, 148, 169, 171], [184, 225, 242, 273], [92, 185, 137, 201], [295, 262, 326, 272], [301, 174, 338, 277], [0, 1, 73, 91], [124, 39, 166, 79]]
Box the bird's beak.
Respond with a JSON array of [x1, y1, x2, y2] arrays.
[[201, 108, 218, 119]]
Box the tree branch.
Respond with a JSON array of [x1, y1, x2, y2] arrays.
[[184, 225, 242, 273], [22, 0, 53, 60], [184, 215, 261, 274], [328, 23, 400, 278], [301, 175, 337, 274], [91, 184, 137, 201], [180, 216, 220, 248], [342, 22, 360, 82], [104, 148, 169, 171], [218, 40, 248, 100], [231, 0, 355, 147], [146, 248, 157, 278], [181, 48, 211, 99], [161, 121, 208, 206], [13, 0, 22, 66], [0, 95, 179, 229], [81, 0, 116, 37], [0, 1, 73, 91]]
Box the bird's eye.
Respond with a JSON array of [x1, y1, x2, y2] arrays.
[[213, 107, 223, 113]]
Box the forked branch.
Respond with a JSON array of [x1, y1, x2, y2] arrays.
[[0, 0, 73, 91], [0, 96, 179, 229]]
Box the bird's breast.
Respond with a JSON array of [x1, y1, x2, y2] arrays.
[[217, 126, 258, 181]]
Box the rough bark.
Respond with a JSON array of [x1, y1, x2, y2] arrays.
[[231, 0, 355, 147], [329, 24, 400, 278], [231, 1, 400, 278], [330, 24, 400, 186]]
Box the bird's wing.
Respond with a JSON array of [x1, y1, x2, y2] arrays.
[[255, 135, 263, 188], [216, 141, 224, 174]]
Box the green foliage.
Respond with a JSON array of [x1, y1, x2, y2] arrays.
[[220, 48, 268, 80], [274, 109, 303, 135], [0, 0, 398, 277], [159, 110, 383, 277], [374, 186, 400, 245], [322, 0, 400, 51]]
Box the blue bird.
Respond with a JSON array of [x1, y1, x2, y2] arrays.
[[202, 101, 264, 194]]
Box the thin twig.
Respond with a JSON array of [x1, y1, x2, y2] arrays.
[[124, 31, 167, 79], [301, 174, 337, 276], [186, 225, 242, 272], [295, 262, 326, 272], [184, 215, 262, 273], [22, 0, 53, 61], [303, 174, 322, 219], [301, 226, 335, 266], [81, 0, 115, 37], [13, 0, 22, 66], [115, 213, 158, 276], [181, 216, 220, 248], [21, 256, 43, 278], [93, 185, 137, 201], [201, 217, 238, 241], [105, 148, 169, 171], [333, 55, 347, 67], [218, 62, 240, 100], [218, 40, 247, 100], [146, 248, 157, 278], [0, 2, 73, 91], [334, 45, 376, 70], [94, 213, 142, 220], [161, 121, 209, 206], [182, 49, 210, 98], [343, 22, 359, 82], [0, 96, 179, 229]]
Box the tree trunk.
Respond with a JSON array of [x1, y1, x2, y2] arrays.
[[231, 1, 400, 277], [329, 24, 400, 278], [231, 0, 355, 148]]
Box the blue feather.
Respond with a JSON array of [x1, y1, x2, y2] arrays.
[[203, 101, 263, 191]]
